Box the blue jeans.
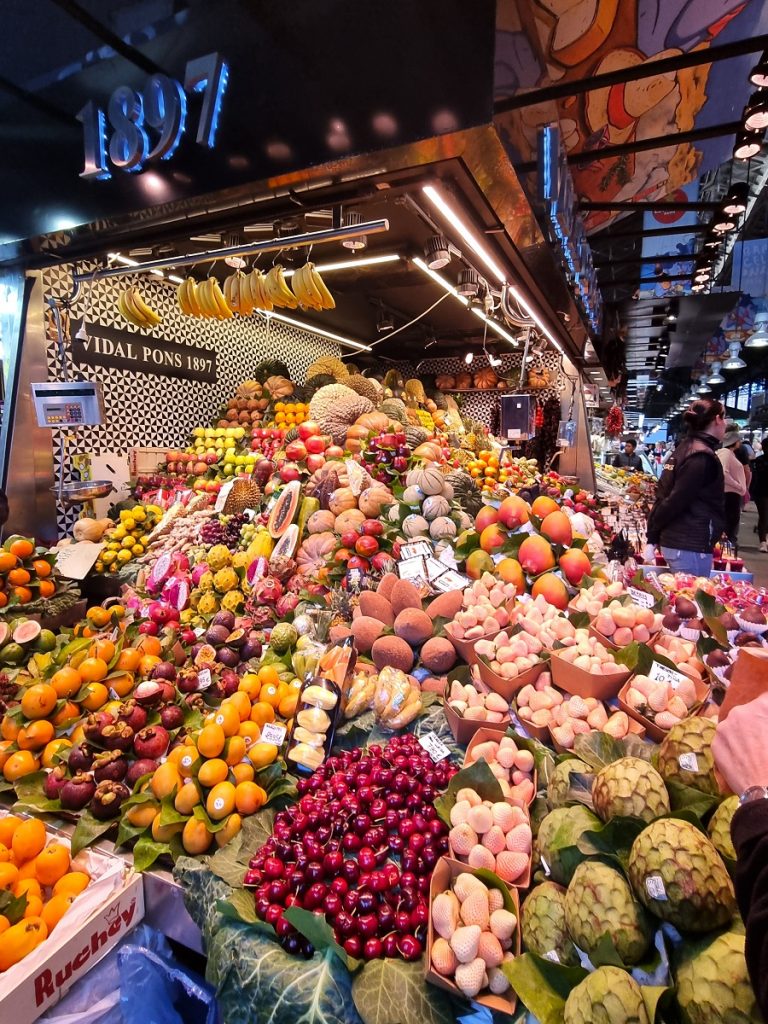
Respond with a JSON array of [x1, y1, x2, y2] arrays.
[[661, 547, 713, 576]]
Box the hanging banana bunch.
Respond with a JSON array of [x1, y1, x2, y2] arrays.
[[291, 262, 336, 310], [245, 268, 273, 311], [262, 265, 299, 309], [223, 270, 255, 316], [199, 277, 233, 319], [118, 286, 162, 329], [177, 277, 203, 316]]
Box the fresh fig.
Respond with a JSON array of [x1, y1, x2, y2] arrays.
[[60, 773, 96, 811], [68, 742, 96, 772], [93, 749, 128, 783], [159, 704, 184, 730], [91, 780, 130, 820], [126, 758, 159, 788], [117, 699, 147, 732], [83, 711, 115, 744], [44, 765, 69, 800], [134, 725, 170, 760], [101, 722, 135, 752]]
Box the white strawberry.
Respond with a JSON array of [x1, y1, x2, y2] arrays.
[[456, 788, 482, 807], [495, 850, 529, 883], [460, 888, 489, 929], [468, 844, 496, 870], [491, 802, 516, 832], [431, 937, 457, 976], [481, 825, 507, 855], [450, 924, 481, 964], [488, 888, 504, 913], [449, 823, 478, 857], [454, 872, 486, 903], [488, 967, 511, 994], [450, 799, 472, 827], [490, 908, 517, 942], [505, 823, 532, 854], [455, 957, 487, 998], [467, 803, 493, 834], [477, 930, 504, 968], [432, 891, 460, 940]]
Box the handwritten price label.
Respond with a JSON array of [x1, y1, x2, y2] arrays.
[[627, 587, 655, 609], [197, 668, 213, 691], [260, 723, 287, 746], [649, 661, 688, 689], [418, 732, 451, 763]]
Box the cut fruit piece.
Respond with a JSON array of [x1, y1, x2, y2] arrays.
[[271, 524, 299, 559], [267, 480, 301, 538], [13, 620, 42, 645]]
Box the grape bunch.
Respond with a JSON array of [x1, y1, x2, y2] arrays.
[[239, 520, 259, 549], [244, 734, 457, 960], [200, 513, 247, 550]]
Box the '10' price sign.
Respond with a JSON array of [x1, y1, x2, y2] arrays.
[[77, 53, 228, 180]]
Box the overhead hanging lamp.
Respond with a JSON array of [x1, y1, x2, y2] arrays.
[[743, 91, 768, 131], [749, 52, 768, 88], [746, 310, 768, 348], [707, 361, 725, 385], [723, 342, 746, 370], [723, 181, 749, 215]]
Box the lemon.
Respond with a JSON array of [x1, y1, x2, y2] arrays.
[[94, 561, 104, 573], [122, 517, 135, 531], [108, 541, 122, 552], [112, 526, 127, 540], [101, 551, 117, 565], [132, 508, 146, 522], [117, 549, 132, 563], [121, 537, 134, 549], [131, 544, 144, 556]]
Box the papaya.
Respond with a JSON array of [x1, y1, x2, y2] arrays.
[[267, 480, 301, 538]]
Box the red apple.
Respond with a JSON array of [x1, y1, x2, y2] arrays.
[[340, 529, 360, 548], [305, 435, 327, 455], [279, 462, 301, 482], [326, 445, 345, 460], [305, 453, 326, 472], [347, 555, 370, 571], [298, 420, 321, 441], [361, 519, 383, 536], [355, 535, 379, 557], [285, 440, 308, 461]]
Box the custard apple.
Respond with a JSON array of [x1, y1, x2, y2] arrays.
[[206, 544, 232, 571], [536, 805, 600, 886], [628, 817, 736, 933], [547, 758, 591, 809], [564, 966, 650, 1024], [658, 717, 720, 795], [521, 882, 578, 966], [565, 861, 652, 965], [592, 757, 671, 824], [707, 795, 738, 861], [676, 928, 761, 1024], [270, 622, 298, 654]]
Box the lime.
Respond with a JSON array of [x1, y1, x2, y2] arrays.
[[0, 643, 25, 665]]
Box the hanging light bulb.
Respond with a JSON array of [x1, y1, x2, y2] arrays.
[[713, 213, 737, 234], [723, 181, 749, 215], [464, 351, 474, 364], [746, 310, 768, 348], [707, 361, 725, 385], [723, 342, 746, 370], [696, 375, 712, 394], [743, 91, 768, 131], [750, 52, 768, 88], [733, 129, 763, 161]]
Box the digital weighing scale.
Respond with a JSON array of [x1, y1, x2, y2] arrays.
[[31, 381, 105, 428]]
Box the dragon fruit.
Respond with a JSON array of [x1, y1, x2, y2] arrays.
[[276, 592, 300, 617], [192, 563, 210, 586], [248, 605, 277, 628], [252, 576, 283, 604], [269, 555, 297, 583]]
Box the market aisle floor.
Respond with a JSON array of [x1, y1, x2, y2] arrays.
[[738, 506, 768, 590]]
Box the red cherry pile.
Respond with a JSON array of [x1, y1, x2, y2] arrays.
[[244, 734, 456, 959]]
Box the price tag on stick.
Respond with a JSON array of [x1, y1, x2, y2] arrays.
[[648, 661, 688, 690], [261, 722, 287, 746]]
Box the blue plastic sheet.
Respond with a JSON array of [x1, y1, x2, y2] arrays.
[[118, 946, 218, 1024]]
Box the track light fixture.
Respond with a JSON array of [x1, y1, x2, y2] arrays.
[[341, 211, 367, 250], [456, 268, 481, 298], [746, 310, 768, 348], [733, 129, 763, 161], [750, 52, 768, 88], [713, 213, 737, 234], [423, 235, 452, 270], [723, 181, 749, 215], [723, 342, 746, 370], [743, 91, 768, 131], [376, 309, 394, 333]]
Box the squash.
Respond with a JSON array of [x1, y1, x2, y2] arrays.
[[328, 487, 357, 516], [346, 424, 370, 442], [334, 508, 366, 535], [429, 516, 456, 540], [73, 517, 108, 542], [473, 368, 498, 389], [435, 374, 455, 390], [354, 412, 390, 433], [358, 485, 393, 518], [306, 509, 336, 534], [296, 532, 337, 574], [402, 514, 429, 537], [406, 466, 445, 496], [264, 375, 294, 398], [454, 372, 473, 389], [422, 495, 450, 521], [412, 442, 443, 462]]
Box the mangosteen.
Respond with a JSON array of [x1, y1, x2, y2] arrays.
[[151, 661, 177, 682], [206, 624, 231, 647], [44, 765, 69, 800], [117, 699, 147, 733], [60, 773, 96, 811], [93, 749, 128, 783], [212, 610, 236, 631], [126, 758, 159, 788], [134, 725, 170, 760], [91, 780, 130, 820], [184, 693, 205, 712], [159, 704, 185, 731], [133, 680, 164, 707], [83, 711, 115, 744], [674, 596, 697, 620], [177, 668, 200, 694], [156, 680, 177, 703], [102, 722, 135, 752], [68, 742, 96, 772], [216, 646, 240, 669]]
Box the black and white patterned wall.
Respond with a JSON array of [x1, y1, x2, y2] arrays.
[[41, 264, 341, 534]]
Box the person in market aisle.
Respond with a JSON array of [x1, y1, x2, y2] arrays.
[[645, 398, 726, 575], [717, 424, 749, 550], [733, 428, 753, 496], [612, 438, 643, 470], [712, 692, 768, 1020], [750, 440, 768, 553]]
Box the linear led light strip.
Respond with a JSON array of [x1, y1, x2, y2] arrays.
[[412, 257, 518, 347], [109, 252, 165, 279], [422, 186, 565, 355], [255, 309, 371, 352], [283, 254, 401, 276]]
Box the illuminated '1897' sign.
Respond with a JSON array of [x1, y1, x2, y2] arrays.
[[76, 53, 228, 180]]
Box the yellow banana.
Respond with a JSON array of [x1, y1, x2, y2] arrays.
[[130, 286, 161, 326], [239, 271, 254, 316], [177, 280, 191, 315], [299, 263, 324, 310], [196, 279, 214, 318], [290, 264, 309, 307], [209, 277, 233, 318], [124, 288, 153, 328], [223, 273, 234, 308], [118, 290, 143, 328], [231, 272, 242, 314], [250, 269, 272, 311], [310, 265, 335, 310], [186, 279, 203, 317]]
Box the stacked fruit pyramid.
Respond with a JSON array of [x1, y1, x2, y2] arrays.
[[0, 536, 58, 609]]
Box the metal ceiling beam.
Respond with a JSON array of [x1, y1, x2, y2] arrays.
[[0, 75, 76, 125], [591, 224, 707, 242], [594, 254, 698, 268], [49, 0, 163, 75], [495, 36, 768, 114]]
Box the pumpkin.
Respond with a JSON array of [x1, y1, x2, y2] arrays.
[[306, 509, 336, 534], [435, 374, 455, 390], [346, 424, 370, 442], [412, 442, 443, 462], [328, 487, 357, 515], [73, 517, 107, 542], [354, 412, 390, 433], [403, 514, 429, 537], [422, 495, 450, 521], [406, 466, 445, 496], [334, 508, 366, 535], [454, 373, 473, 389], [296, 532, 337, 573], [473, 368, 498, 389], [264, 375, 294, 398], [358, 485, 393, 518], [429, 516, 456, 540]]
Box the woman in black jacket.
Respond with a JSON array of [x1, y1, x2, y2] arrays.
[[751, 441, 768, 553], [646, 398, 726, 575]]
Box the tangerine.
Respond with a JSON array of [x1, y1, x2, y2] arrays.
[[32, 560, 52, 578], [51, 666, 82, 699], [39, 580, 56, 599], [7, 569, 30, 586], [13, 587, 33, 604], [3, 750, 40, 781], [86, 606, 111, 628], [21, 683, 58, 720], [9, 538, 34, 559], [0, 553, 17, 573], [81, 682, 109, 711], [17, 720, 55, 751], [34, 843, 70, 886], [78, 657, 109, 682], [136, 635, 162, 657], [138, 654, 161, 676]]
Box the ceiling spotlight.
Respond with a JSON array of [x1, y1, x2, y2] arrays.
[[75, 321, 89, 342], [746, 310, 768, 348], [696, 376, 712, 394], [750, 52, 768, 88], [488, 353, 502, 367], [713, 214, 736, 234], [456, 268, 481, 298], [704, 237, 721, 250], [723, 181, 749, 215], [465, 351, 474, 364], [691, 283, 705, 293], [723, 342, 746, 370], [224, 254, 246, 268], [733, 130, 763, 161], [341, 211, 367, 250], [424, 235, 452, 270], [743, 91, 768, 131], [376, 310, 394, 333], [707, 361, 725, 384]]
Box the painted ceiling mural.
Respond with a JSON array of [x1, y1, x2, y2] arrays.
[[496, 0, 768, 231]]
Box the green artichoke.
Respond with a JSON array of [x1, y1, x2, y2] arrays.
[[592, 756, 670, 823], [536, 806, 601, 886], [628, 817, 736, 933], [565, 861, 652, 964], [547, 758, 591, 809], [676, 928, 761, 1024], [658, 717, 720, 795], [708, 795, 738, 861], [564, 966, 650, 1024], [521, 881, 579, 966]]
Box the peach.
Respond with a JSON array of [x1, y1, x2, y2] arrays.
[[530, 495, 559, 518]]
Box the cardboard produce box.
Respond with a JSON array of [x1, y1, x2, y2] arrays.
[[549, 649, 630, 701], [463, 729, 537, 812], [444, 623, 502, 666], [618, 676, 710, 743], [443, 675, 511, 745]]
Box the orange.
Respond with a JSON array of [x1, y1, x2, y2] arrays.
[[107, 672, 135, 697], [80, 682, 109, 711], [42, 893, 75, 932], [7, 568, 30, 587], [1, 715, 20, 741], [39, 580, 56, 599], [138, 654, 161, 677], [250, 701, 275, 727], [41, 738, 71, 769], [51, 666, 82, 699], [237, 721, 261, 746], [136, 635, 162, 657], [3, 750, 40, 781], [0, 816, 21, 848], [238, 674, 260, 701], [32, 560, 52, 578], [89, 639, 115, 663], [116, 648, 141, 672], [248, 741, 279, 770], [21, 683, 57, 720], [232, 763, 255, 784], [235, 781, 267, 815], [212, 702, 240, 737], [34, 843, 70, 886], [14, 878, 42, 901], [13, 586, 33, 604], [0, 553, 17, 573], [53, 871, 90, 897], [206, 781, 236, 820], [0, 863, 18, 891], [86, 606, 111, 628], [197, 723, 225, 759], [52, 701, 80, 728], [224, 735, 246, 767], [78, 657, 109, 683], [9, 538, 34, 559], [215, 813, 242, 847], [227, 690, 251, 722], [198, 758, 229, 788], [17, 720, 55, 751], [257, 664, 280, 688]]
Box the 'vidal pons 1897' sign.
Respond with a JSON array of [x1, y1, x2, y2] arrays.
[[71, 322, 216, 383]]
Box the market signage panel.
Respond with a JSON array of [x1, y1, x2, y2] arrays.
[[71, 322, 216, 383]]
